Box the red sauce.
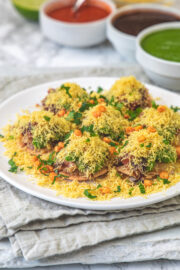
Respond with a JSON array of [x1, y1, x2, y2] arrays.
[[113, 10, 180, 36], [47, 3, 111, 23]]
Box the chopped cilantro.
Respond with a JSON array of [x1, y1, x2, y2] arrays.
[[64, 131, 73, 141], [152, 100, 159, 109], [139, 182, 145, 194], [96, 184, 102, 189], [94, 164, 101, 172], [170, 105, 180, 112], [79, 102, 90, 112], [51, 177, 56, 185], [51, 173, 68, 185], [157, 176, 171, 184], [109, 96, 116, 106], [43, 116, 51, 122], [157, 147, 176, 163], [99, 95, 108, 103], [84, 189, 97, 199], [97, 86, 103, 94], [163, 179, 171, 184], [8, 135, 14, 140], [81, 125, 96, 136], [20, 168, 24, 171], [108, 97, 124, 114], [0, 134, 4, 138], [63, 104, 70, 110], [86, 138, 90, 142], [109, 142, 117, 147], [114, 186, 121, 193], [163, 139, 169, 145], [146, 143, 152, 148], [66, 111, 82, 125], [140, 143, 144, 147], [121, 140, 128, 149], [109, 96, 114, 103], [129, 187, 134, 196], [119, 131, 125, 142], [27, 166, 33, 169], [146, 161, 155, 172], [89, 97, 98, 106], [116, 103, 124, 112], [65, 156, 74, 161], [126, 107, 142, 121], [64, 131, 73, 146], [33, 138, 45, 149], [65, 111, 74, 121], [58, 173, 68, 178], [8, 157, 18, 173], [116, 172, 121, 178], [108, 96, 124, 114], [40, 167, 49, 176], [79, 98, 98, 112], [46, 151, 56, 166], [60, 84, 72, 98], [36, 152, 56, 169]]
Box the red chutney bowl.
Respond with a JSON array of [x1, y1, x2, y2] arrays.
[[40, 0, 115, 47]]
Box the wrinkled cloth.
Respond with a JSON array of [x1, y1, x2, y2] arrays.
[[0, 66, 180, 268]]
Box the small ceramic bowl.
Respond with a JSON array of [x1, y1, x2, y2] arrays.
[[136, 22, 180, 92], [107, 4, 180, 60], [40, 0, 115, 47]]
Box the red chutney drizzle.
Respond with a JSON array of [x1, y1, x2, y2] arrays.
[[47, 4, 111, 23]]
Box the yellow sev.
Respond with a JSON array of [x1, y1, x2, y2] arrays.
[[82, 105, 129, 139], [6, 110, 72, 151], [0, 77, 180, 200], [43, 82, 88, 112], [57, 133, 111, 176], [1, 134, 180, 200], [14, 110, 71, 132], [106, 76, 149, 104], [119, 129, 177, 170], [135, 106, 180, 143]]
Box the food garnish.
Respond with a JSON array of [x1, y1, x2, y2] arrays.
[[1, 77, 179, 200]]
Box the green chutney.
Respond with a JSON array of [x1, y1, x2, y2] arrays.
[[141, 29, 180, 62]]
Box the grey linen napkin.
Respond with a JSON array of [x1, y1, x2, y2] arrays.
[[0, 66, 180, 268]]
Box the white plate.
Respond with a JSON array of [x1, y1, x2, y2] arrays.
[[0, 77, 179, 210]]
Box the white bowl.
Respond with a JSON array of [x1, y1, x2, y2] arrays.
[[107, 4, 180, 60], [40, 0, 115, 47], [136, 22, 180, 92]]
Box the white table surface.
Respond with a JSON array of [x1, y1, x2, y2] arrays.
[[1, 1, 180, 269], [0, 0, 134, 73]]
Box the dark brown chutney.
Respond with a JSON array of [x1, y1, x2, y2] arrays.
[[113, 9, 180, 36]]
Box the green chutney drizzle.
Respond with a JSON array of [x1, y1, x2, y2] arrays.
[[141, 29, 180, 62]]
